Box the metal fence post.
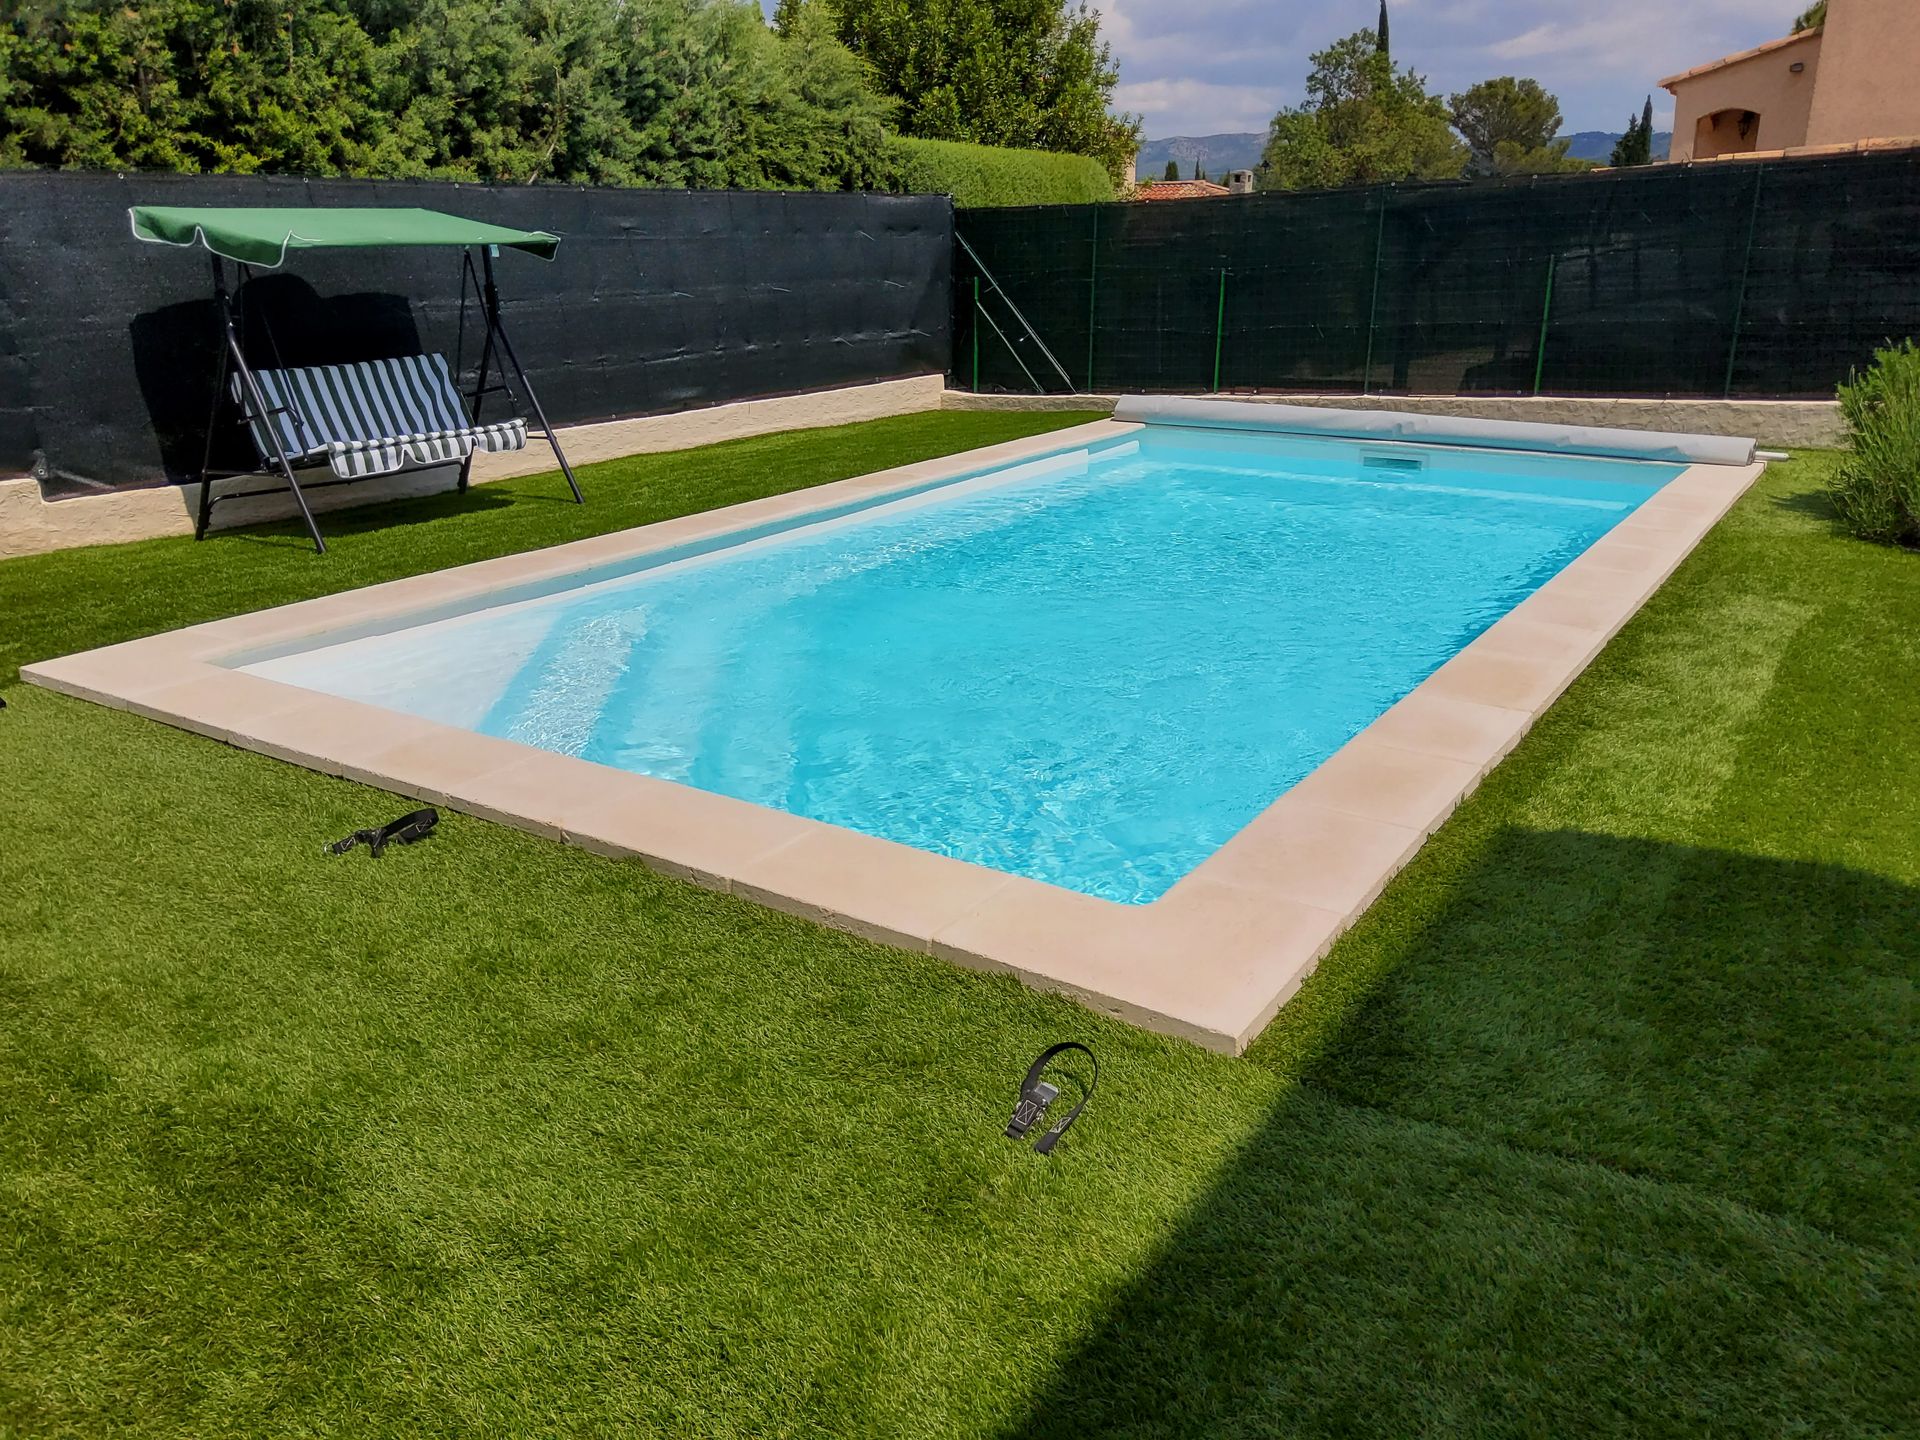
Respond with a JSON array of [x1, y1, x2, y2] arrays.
[[1212, 268, 1228, 393], [971, 274, 980, 393], [1085, 208, 1099, 392], [1361, 194, 1387, 395], [1724, 166, 1766, 399], [1532, 252, 1558, 397]]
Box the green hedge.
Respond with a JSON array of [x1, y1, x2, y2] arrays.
[[890, 136, 1113, 208]]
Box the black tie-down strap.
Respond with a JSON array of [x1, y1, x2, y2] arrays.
[[326, 807, 439, 858], [1005, 1042, 1098, 1155]]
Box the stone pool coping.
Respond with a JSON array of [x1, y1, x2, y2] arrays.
[[22, 420, 1763, 1054]]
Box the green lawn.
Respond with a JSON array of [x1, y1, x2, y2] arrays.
[[2, 412, 1916, 1437]]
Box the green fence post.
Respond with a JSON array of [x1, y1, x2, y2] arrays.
[[1724, 166, 1766, 399], [971, 274, 980, 393], [1361, 196, 1387, 395], [1085, 208, 1099, 392], [1212, 268, 1228, 393], [1532, 252, 1557, 397]]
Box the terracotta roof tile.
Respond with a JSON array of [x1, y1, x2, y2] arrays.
[[1136, 179, 1233, 201]]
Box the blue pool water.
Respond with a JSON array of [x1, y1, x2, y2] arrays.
[[246, 429, 1676, 902]]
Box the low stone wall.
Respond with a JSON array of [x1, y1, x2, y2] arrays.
[[0, 375, 946, 559], [943, 391, 1843, 449]]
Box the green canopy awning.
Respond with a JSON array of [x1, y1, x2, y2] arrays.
[[129, 206, 561, 268]]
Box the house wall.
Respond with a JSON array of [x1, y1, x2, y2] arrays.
[[1805, 0, 1920, 147], [1665, 32, 1820, 162]]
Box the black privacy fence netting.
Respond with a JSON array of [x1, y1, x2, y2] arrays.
[[954, 149, 1920, 401], [0, 172, 951, 493]]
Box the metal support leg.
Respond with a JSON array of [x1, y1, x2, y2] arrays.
[[457, 251, 497, 495], [195, 341, 228, 541], [229, 329, 326, 554], [196, 255, 232, 541], [203, 256, 326, 553], [482, 249, 583, 504]]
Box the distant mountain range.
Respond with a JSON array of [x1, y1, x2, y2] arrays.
[[1560, 130, 1673, 162], [1137, 134, 1265, 180], [1138, 130, 1675, 178]]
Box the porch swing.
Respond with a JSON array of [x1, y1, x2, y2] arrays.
[[130, 205, 585, 554]]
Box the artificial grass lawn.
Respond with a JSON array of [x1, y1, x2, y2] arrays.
[[2, 412, 1917, 1436]]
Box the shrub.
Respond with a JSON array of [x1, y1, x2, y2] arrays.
[[889, 136, 1113, 209], [1830, 340, 1920, 547]]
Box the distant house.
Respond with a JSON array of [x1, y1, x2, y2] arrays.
[[1660, 0, 1919, 162], [1135, 178, 1232, 202]]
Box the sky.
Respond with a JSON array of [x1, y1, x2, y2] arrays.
[[1091, 0, 1798, 139]]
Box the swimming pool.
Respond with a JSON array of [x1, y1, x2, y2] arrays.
[[243, 424, 1678, 902], [27, 404, 1761, 1049]]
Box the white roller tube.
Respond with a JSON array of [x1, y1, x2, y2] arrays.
[[1112, 396, 1758, 467]]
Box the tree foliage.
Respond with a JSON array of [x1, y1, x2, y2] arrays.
[[1792, 1, 1827, 31], [1448, 76, 1590, 176], [0, 0, 897, 189], [801, 0, 1140, 182], [1257, 30, 1464, 191]]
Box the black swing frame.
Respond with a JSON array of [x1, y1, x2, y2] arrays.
[[196, 244, 582, 555]]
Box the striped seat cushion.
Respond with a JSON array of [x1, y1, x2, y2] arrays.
[[232, 353, 527, 481]]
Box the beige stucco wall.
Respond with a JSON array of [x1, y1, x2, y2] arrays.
[[1805, 0, 1920, 147], [1665, 31, 1821, 162], [0, 374, 945, 559]]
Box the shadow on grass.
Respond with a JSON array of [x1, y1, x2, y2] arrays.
[[1006, 829, 1920, 1439], [209, 480, 523, 551], [1771, 484, 1847, 527]]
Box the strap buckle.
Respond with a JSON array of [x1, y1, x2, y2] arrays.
[[1006, 1042, 1097, 1155], [326, 807, 439, 858]]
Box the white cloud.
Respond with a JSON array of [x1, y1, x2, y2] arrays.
[[1113, 78, 1279, 135]]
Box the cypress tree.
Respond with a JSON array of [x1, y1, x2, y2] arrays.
[[1376, 0, 1389, 57]]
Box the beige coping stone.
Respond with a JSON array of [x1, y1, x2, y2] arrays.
[[733, 828, 1019, 953], [17, 440, 1764, 1057], [438, 753, 660, 844], [24, 643, 214, 708], [1471, 614, 1609, 669], [226, 695, 438, 777], [1352, 691, 1532, 775], [1506, 584, 1636, 635], [558, 774, 817, 889], [124, 669, 315, 744], [1577, 533, 1684, 576], [1281, 737, 1485, 836], [354, 727, 548, 809], [1176, 799, 1425, 917], [1420, 647, 1574, 719], [1609, 506, 1718, 539], [930, 874, 1347, 1049]]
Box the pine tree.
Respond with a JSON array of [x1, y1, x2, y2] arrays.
[[1609, 97, 1654, 168]]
